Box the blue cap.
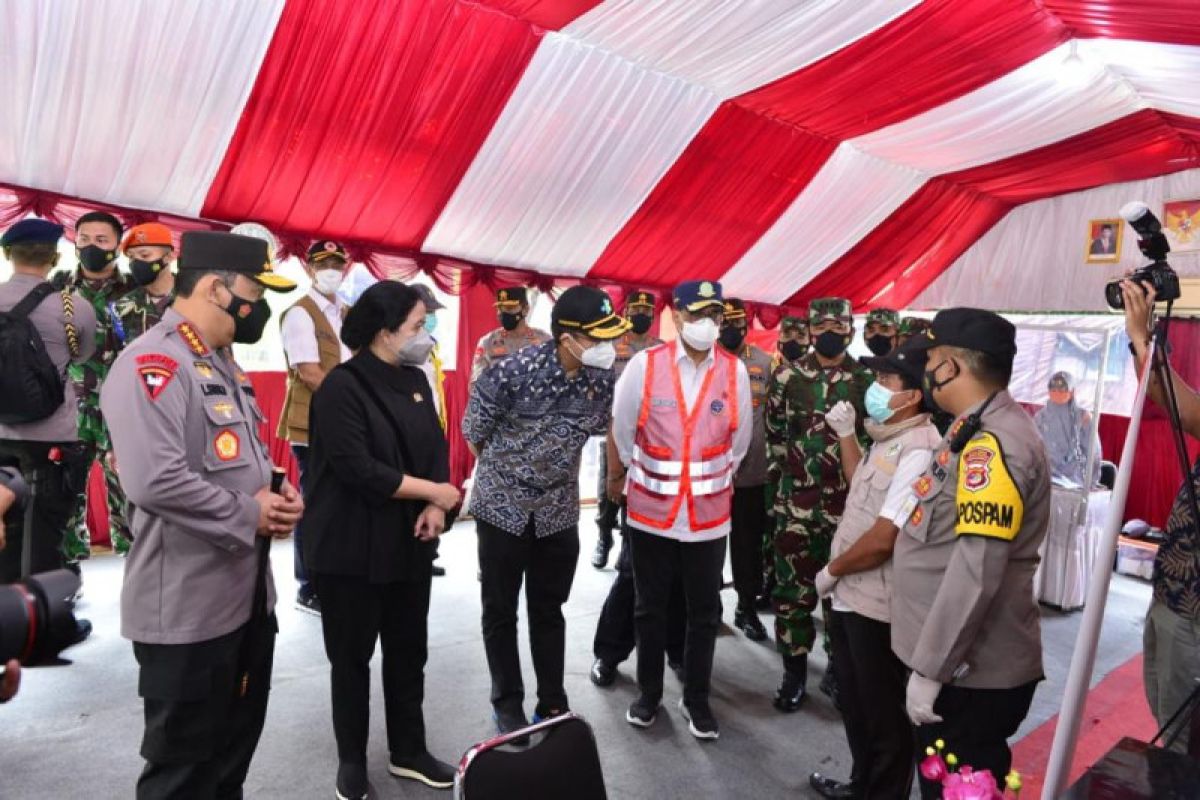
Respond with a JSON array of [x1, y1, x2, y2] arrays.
[[673, 280, 724, 313], [1, 218, 64, 248]]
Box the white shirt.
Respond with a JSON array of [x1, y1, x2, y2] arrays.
[[831, 447, 931, 612], [612, 340, 753, 542], [280, 289, 351, 367]]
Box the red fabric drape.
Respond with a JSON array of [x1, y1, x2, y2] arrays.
[[447, 281, 503, 488], [1045, 0, 1200, 46]]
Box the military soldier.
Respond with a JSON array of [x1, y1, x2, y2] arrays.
[[863, 308, 900, 357], [893, 309, 1049, 798], [772, 315, 810, 373], [766, 297, 871, 712], [592, 290, 662, 569], [110, 223, 177, 347], [718, 298, 772, 641], [897, 316, 932, 347], [468, 286, 550, 386], [101, 231, 303, 799]]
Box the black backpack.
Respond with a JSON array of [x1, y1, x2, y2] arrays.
[[0, 283, 79, 424]]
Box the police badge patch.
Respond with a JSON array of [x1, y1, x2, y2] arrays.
[[710, 399, 725, 415], [962, 447, 994, 492], [135, 353, 179, 401]]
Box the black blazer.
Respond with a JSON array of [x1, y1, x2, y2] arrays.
[[303, 349, 449, 583]]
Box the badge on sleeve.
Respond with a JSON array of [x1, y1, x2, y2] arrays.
[[955, 432, 1023, 541], [213, 430, 240, 462], [135, 354, 179, 401]]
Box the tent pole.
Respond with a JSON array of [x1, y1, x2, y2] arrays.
[[1041, 337, 1154, 798]]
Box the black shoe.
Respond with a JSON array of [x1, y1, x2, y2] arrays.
[[71, 618, 92, 647], [733, 606, 767, 641], [668, 658, 685, 683], [335, 762, 369, 800], [774, 671, 807, 712], [819, 668, 842, 711], [626, 696, 659, 729], [754, 593, 772, 611], [431, 565, 446, 577], [678, 698, 719, 741], [591, 533, 613, 569], [296, 590, 322, 616], [590, 658, 616, 687], [493, 709, 531, 747], [809, 773, 857, 799], [389, 751, 455, 790]]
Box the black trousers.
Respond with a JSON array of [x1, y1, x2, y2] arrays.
[[133, 616, 277, 800], [314, 572, 432, 764], [914, 680, 1039, 799], [594, 446, 621, 535], [290, 445, 311, 592], [729, 484, 767, 608], [829, 610, 913, 799], [592, 531, 686, 666], [0, 439, 86, 582], [477, 518, 579, 714], [629, 525, 725, 705]]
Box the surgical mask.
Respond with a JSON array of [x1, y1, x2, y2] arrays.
[[780, 340, 807, 362], [424, 315, 438, 334], [629, 313, 654, 336], [129, 258, 167, 287], [313, 269, 344, 296], [77, 245, 116, 274], [500, 311, 522, 332], [681, 318, 718, 351], [581, 340, 616, 370], [864, 382, 897, 424], [397, 330, 436, 365], [814, 330, 849, 359], [718, 326, 746, 352], [1048, 390, 1071, 405], [866, 334, 893, 357], [222, 291, 273, 345]]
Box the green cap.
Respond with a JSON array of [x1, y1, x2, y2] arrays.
[[808, 297, 851, 325], [899, 316, 932, 336], [780, 315, 807, 331], [866, 308, 900, 327]]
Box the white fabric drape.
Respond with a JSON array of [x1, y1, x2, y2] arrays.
[[0, 0, 284, 215], [914, 168, 1200, 312], [1081, 38, 1200, 118], [720, 144, 925, 301], [566, 0, 918, 99]]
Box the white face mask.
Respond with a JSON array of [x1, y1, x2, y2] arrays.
[[681, 318, 719, 351], [581, 341, 617, 370], [313, 269, 344, 295]]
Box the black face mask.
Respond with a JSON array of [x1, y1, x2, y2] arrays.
[[77, 245, 117, 274], [222, 291, 273, 344], [922, 359, 959, 414], [129, 258, 167, 288], [866, 333, 894, 357], [499, 312, 522, 332], [780, 340, 807, 362], [718, 326, 746, 352], [629, 313, 653, 336], [813, 330, 849, 359]]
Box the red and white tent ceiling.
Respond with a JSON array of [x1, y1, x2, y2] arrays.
[[3, 0, 1200, 314]]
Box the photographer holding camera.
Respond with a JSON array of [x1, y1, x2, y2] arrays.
[[1121, 276, 1200, 753]]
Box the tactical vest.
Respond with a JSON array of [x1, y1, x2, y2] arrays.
[[830, 415, 940, 623], [627, 344, 739, 534], [277, 296, 343, 445]]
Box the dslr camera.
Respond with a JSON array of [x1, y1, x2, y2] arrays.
[[1105, 201, 1181, 310]]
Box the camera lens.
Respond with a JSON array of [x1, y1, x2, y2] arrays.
[[0, 570, 82, 665], [1104, 280, 1126, 310]]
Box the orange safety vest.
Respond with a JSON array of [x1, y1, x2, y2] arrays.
[[627, 344, 739, 533]]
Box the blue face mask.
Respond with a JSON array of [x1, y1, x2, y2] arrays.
[[865, 381, 897, 424], [423, 315, 438, 334]]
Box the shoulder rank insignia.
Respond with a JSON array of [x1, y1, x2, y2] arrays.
[[135, 353, 179, 401], [176, 322, 209, 356]]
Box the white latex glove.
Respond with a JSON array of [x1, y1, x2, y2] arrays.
[[815, 566, 838, 599], [825, 401, 857, 438], [906, 672, 944, 726]]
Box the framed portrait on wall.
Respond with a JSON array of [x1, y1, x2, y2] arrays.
[[1084, 218, 1121, 263], [1164, 199, 1200, 254]]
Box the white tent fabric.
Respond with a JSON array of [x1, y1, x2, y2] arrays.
[[915, 168, 1200, 312], [0, 0, 284, 215], [1082, 38, 1200, 118]]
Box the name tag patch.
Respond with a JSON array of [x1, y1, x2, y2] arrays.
[[957, 500, 1016, 529], [201, 383, 227, 397]]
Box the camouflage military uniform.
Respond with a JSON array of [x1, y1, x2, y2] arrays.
[[65, 269, 133, 558], [766, 351, 871, 656], [110, 287, 174, 347]]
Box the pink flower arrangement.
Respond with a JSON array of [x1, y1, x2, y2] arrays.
[[921, 740, 1023, 799]]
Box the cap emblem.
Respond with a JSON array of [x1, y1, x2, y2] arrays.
[[698, 282, 715, 299]]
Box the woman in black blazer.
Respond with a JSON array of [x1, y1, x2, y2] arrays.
[[304, 281, 461, 799]]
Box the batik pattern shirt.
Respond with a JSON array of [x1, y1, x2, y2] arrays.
[[1154, 458, 1200, 620]]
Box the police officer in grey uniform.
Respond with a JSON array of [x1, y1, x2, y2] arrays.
[[468, 287, 550, 386], [891, 308, 1050, 798], [101, 231, 303, 799]]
